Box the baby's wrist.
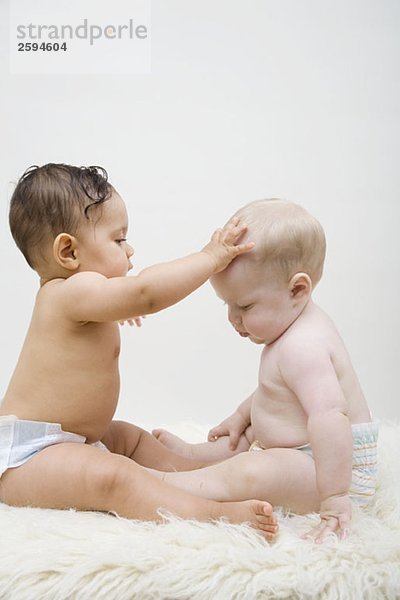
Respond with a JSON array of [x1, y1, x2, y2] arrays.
[[200, 248, 218, 272], [235, 408, 250, 426], [320, 491, 349, 503]]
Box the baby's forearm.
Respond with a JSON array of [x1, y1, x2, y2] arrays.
[[307, 411, 353, 501], [133, 251, 216, 314], [236, 395, 253, 424]]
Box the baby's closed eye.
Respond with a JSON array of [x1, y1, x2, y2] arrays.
[[239, 304, 254, 311]]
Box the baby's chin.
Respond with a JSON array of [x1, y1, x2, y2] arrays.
[[247, 334, 266, 345]]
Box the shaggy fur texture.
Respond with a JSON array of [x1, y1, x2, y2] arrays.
[[0, 421, 399, 599]]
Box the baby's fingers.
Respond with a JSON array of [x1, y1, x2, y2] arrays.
[[223, 216, 240, 230], [228, 432, 240, 451], [119, 316, 147, 327], [222, 218, 248, 242], [233, 241, 255, 256], [208, 426, 225, 442], [302, 517, 341, 544]]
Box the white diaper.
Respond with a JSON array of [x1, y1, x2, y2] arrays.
[[0, 415, 108, 477]]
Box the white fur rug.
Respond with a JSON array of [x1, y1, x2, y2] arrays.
[[0, 421, 399, 600]]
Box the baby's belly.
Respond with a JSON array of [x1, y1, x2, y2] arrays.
[[251, 413, 309, 449], [2, 378, 119, 444], [60, 401, 118, 443], [55, 382, 119, 442]]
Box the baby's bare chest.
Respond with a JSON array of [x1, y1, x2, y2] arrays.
[[256, 347, 296, 406], [251, 348, 308, 436], [69, 321, 121, 363]]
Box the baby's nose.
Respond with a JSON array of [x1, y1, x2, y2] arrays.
[[228, 307, 241, 326], [126, 243, 134, 258]]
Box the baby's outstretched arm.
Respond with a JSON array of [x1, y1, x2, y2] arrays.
[[280, 340, 353, 543], [58, 218, 254, 324]]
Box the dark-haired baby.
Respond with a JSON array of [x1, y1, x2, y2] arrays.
[[0, 163, 277, 540]]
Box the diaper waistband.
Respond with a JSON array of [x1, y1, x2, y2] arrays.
[[351, 421, 379, 444]]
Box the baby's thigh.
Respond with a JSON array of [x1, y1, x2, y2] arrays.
[[242, 448, 319, 513], [0, 442, 129, 510]]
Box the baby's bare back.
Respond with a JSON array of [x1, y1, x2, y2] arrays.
[[250, 302, 371, 449], [1, 281, 120, 442]]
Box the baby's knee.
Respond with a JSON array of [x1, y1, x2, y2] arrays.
[[89, 456, 134, 500]]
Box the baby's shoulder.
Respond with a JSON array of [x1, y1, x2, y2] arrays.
[[39, 272, 105, 299], [35, 272, 106, 319], [277, 306, 345, 368], [293, 304, 339, 340], [277, 319, 332, 361]]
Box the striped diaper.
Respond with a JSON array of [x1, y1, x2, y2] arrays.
[[348, 421, 379, 505], [296, 421, 379, 505]]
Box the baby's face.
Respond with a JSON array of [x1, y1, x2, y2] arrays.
[[76, 192, 134, 278], [211, 259, 298, 346]]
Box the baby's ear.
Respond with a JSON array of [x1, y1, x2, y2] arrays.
[[53, 233, 79, 271], [288, 272, 312, 301]]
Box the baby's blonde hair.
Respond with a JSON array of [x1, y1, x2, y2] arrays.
[[232, 199, 326, 286]]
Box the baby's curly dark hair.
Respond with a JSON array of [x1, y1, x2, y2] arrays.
[[9, 163, 113, 268]]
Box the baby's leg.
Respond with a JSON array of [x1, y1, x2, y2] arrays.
[[149, 448, 319, 515], [152, 426, 253, 463], [102, 420, 208, 470], [0, 443, 277, 539]]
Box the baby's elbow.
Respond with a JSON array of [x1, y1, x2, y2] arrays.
[[331, 404, 350, 420], [136, 283, 159, 315], [307, 406, 349, 427]]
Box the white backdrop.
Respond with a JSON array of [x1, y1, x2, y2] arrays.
[[1, 0, 399, 425]]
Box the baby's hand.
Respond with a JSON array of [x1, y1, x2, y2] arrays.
[[208, 411, 249, 451], [119, 316, 147, 327], [202, 217, 255, 273], [302, 494, 352, 544]]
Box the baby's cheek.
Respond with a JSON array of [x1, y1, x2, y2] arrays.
[[248, 314, 268, 335], [244, 314, 259, 333]]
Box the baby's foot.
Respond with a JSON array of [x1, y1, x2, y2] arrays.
[[152, 429, 193, 458], [214, 500, 278, 541]]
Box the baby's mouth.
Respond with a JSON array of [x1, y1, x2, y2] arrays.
[[236, 329, 249, 337]]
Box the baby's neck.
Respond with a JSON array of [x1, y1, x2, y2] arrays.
[[38, 264, 73, 287], [291, 296, 316, 324], [268, 297, 315, 347], [40, 275, 66, 287]]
